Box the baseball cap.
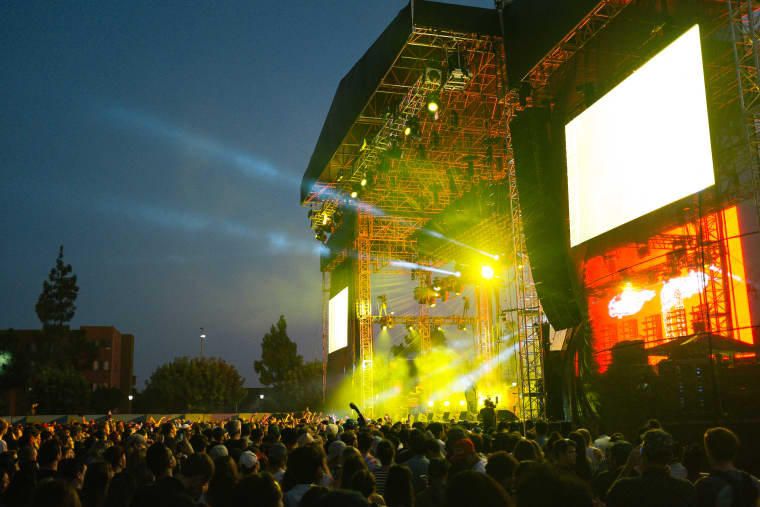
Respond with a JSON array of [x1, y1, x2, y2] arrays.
[[209, 445, 229, 459], [268, 443, 287, 463], [327, 440, 347, 461], [238, 450, 258, 471]]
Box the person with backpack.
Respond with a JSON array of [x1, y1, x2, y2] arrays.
[[696, 427, 760, 507]]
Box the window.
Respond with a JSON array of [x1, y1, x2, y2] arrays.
[[92, 360, 99, 371], [103, 361, 109, 371]]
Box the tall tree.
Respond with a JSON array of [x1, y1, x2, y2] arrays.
[[35, 245, 79, 331], [141, 357, 246, 412], [254, 315, 303, 386], [29, 366, 90, 414], [280, 359, 323, 410]]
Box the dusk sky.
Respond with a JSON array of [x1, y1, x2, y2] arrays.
[[1, 1, 495, 387]]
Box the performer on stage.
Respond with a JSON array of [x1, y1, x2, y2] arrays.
[[408, 383, 424, 417], [464, 376, 478, 417]]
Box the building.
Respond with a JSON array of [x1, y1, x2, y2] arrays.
[[0, 325, 135, 414]]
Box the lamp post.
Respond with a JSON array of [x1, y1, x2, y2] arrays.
[[200, 328, 206, 358], [128, 394, 134, 414]]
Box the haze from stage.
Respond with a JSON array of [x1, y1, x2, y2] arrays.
[[329, 286, 348, 354], [565, 24, 715, 247]]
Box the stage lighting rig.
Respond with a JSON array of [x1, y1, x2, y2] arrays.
[[426, 92, 440, 115], [350, 183, 362, 199], [404, 118, 421, 141], [443, 48, 472, 91]]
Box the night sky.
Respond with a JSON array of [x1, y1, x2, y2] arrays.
[[1, 1, 495, 388]]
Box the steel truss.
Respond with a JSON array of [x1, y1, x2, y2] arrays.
[[356, 213, 374, 413], [728, 0, 760, 232], [321, 271, 330, 402]]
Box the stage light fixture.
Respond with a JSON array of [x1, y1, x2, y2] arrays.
[[459, 400, 466, 407], [350, 190, 358, 199], [360, 174, 367, 187], [427, 400, 434, 407], [443, 400, 450, 407], [426, 93, 440, 114], [404, 126, 411, 136], [481, 265, 495, 280]]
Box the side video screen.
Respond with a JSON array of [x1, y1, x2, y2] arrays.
[[328, 286, 349, 353], [566, 25, 715, 247]]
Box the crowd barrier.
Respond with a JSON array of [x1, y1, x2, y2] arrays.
[[0, 413, 273, 425]]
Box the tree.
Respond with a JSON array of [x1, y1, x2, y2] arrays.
[[141, 357, 246, 412], [254, 316, 303, 386], [91, 387, 125, 413], [29, 366, 90, 414], [280, 360, 323, 410], [35, 245, 79, 332]]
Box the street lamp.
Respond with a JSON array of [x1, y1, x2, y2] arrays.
[[128, 394, 134, 414], [200, 327, 206, 358]]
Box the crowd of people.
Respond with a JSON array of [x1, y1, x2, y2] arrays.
[[0, 410, 756, 507]]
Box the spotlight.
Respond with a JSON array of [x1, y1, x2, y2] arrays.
[[350, 190, 358, 199], [350, 183, 361, 199], [459, 400, 466, 407], [443, 400, 450, 407], [404, 118, 420, 139], [431, 302, 436, 308], [427, 400, 434, 408], [360, 175, 367, 187], [426, 93, 440, 114], [481, 265, 495, 280]]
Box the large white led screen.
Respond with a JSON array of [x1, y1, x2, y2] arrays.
[[566, 25, 715, 247], [328, 286, 349, 354]]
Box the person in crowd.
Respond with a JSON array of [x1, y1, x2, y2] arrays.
[[232, 473, 283, 507], [348, 469, 384, 506], [340, 454, 368, 490], [449, 437, 486, 475], [327, 440, 347, 484], [533, 421, 548, 450], [32, 479, 82, 507], [606, 429, 697, 507], [416, 457, 449, 507], [37, 439, 62, 482], [695, 427, 760, 507], [207, 455, 238, 507], [59, 457, 87, 492], [267, 442, 288, 484], [682, 442, 707, 484], [512, 439, 540, 463], [176, 452, 214, 504], [357, 432, 380, 473], [383, 465, 414, 507], [238, 450, 259, 476], [577, 428, 603, 475], [80, 461, 112, 507], [591, 440, 631, 502], [103, 472, 136, 507], [398, 430, 429, 493], [282, 443, 328, 507], [373, 439, 394, 497], [551, 439, 579, 477], [486, 451, 519, 497], [103, 446, 126, 475], [446, 470, 513, 507]]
